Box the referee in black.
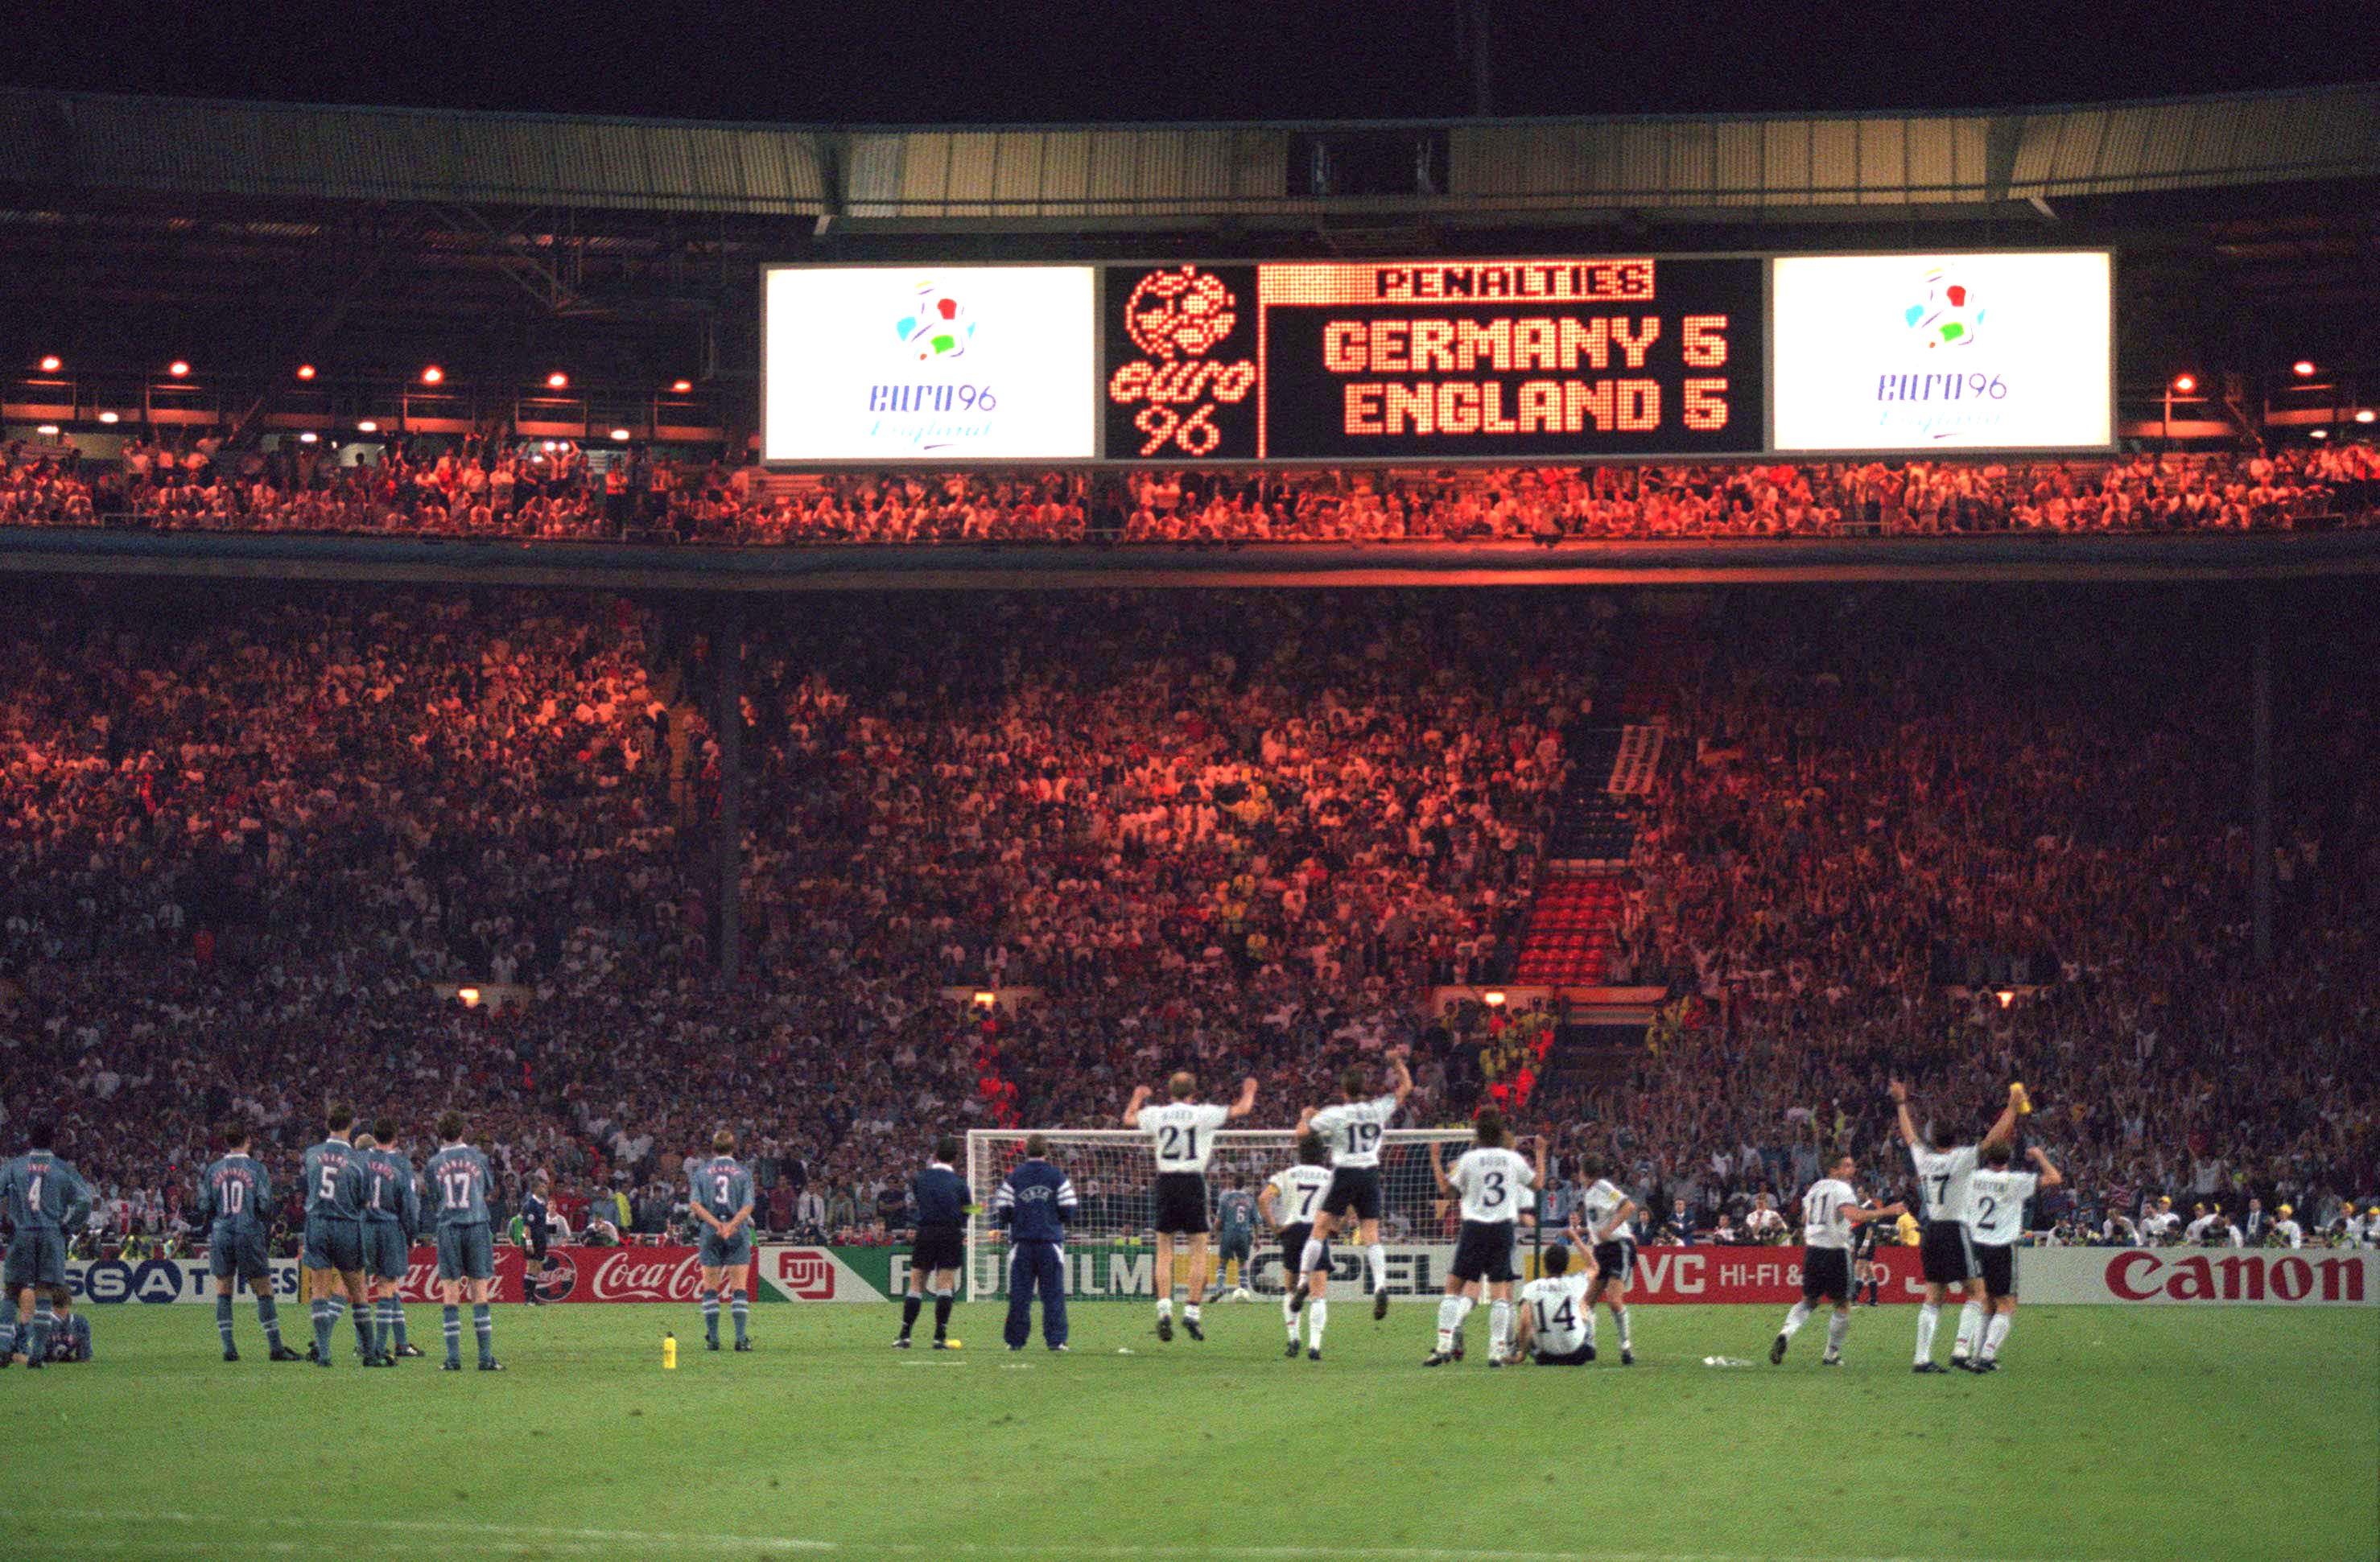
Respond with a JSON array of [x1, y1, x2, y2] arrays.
[[522, 1173, 553, 1305]]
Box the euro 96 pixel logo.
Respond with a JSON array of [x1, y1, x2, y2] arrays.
[[1904, 267, 1983, 348], [1108, 266, 1257, 456]]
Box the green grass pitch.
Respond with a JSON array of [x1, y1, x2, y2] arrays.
[[14, 1301, 2375, 1562]]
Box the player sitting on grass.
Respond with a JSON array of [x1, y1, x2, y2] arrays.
[[1513, 1243, 1594, 1366]]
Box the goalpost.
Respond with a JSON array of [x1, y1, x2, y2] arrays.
[[964, 1127, 1528, 1304]]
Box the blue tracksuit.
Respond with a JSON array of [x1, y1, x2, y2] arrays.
[[993, 1156, 1077, 1349]]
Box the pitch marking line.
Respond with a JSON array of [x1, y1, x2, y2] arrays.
[[55, 1511, 2127, 1562]]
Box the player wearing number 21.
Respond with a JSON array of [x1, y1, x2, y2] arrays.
[[1124, 1071, 1258, 1342], [1297, 1045, 1415, 1329], [1424, 1109, 1541, 1367]]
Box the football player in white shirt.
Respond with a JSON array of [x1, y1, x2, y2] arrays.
[[1891, 1078, 2021, 1373], [1961, 1142, 2060, 1371], [1574, 1157, 1641, 1365], [1294, 1046, 1414, 1330], [1513, 1241, 1595, 1366], [1422, 1110, 1541, 1367], [1769, 1154, 1905, 1367], [1259, 1132, 1335, 1360], [1124, 1071, 1258, 1343]]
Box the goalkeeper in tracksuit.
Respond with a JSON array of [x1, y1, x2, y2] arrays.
[[994, 1133, 1079, 1352]]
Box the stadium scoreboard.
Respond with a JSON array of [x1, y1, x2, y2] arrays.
[[761, 251, 2110, 465]]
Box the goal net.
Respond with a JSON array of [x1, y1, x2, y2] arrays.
[[964, 1127, 1518, 1304]]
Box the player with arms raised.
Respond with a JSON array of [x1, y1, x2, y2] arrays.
[[1297, 1045, 1414, 1324], [1260, 1132, 1333, 1359], [1124, 1070, 1256, 1342], [1770, 1153, 1904, 1366], [1576, 1156, 1641, 1365], [425, 1111, 502, 1371], [1961, 1141, 2060, 1372], [692, 1130, 756, 1352], [1892, 1078, 2020, 1372], [1424, 1108, 1540, 1366]]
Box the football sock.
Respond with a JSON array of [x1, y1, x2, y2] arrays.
[[442, 1304, 463, 1366], [1915, 1300, 1941, 1362], [1156, 1296, 1174, 1318], [1488, 1300, 1512, 1360], [1184, 1300, 1201, 1322], [1309, 1298, 1328, 1349], [26, 1306, 53, 1363], [1435, 1294, 1473, 1353], [352, 1299, 374, 1354], [1582, 1309, 1598, 1351], [930, 1291, 951, 1341], [1366, 1243, 1388, 1292], [0, 1320, 16, 1358], [1614, 1305, 1631, 1351], [472, 1302, 493, 1364], [701, 1288, 720, 1344], [1297, 1238, 1326, 1277], [312, 1299, 335, 1360], [1953, 1299, 1985, 1359], [386, 1300, 406, 1353], [731, 1288, 750, 1345], [258, 1296, 283, 1349], [1982, 1313, 2011, 1362], [1283, 1292, 1301, 1342], [217, 1294, 236, 1351], [1825, 1310, 1852, 1358], [900, 1293, 922, 1337], [1780, 1300, 1813, 1339]]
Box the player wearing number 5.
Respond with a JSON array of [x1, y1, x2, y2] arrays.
[[1, 1117, 92, 1370], [1124, 1071, 1257, 1342], [1891, 1078, 2020, 1373], [299, 1107, 373, 1367], [1423, 1110, 1540, 1367], [692, 1131, 756, 1353], [1297, 1045, 1415, 1325], [425, 1112, 502, 1371]]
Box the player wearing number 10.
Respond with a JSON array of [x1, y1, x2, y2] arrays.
[[196, 1127, 298, 1362], [1, 1118, 92, 1370], [1124, 1070, 1258, 1343], [425, 1112, 501, 1372]]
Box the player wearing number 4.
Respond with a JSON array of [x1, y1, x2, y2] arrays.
[[1423, 1110, 1540, 1366], [692, 1131, 756, 1352], [1770, 1155, 1904, 1367], [1296, 1045, 1415, 1329], [1124, 1071, 1258, 1342], [1891, 1078, 2021, 1374], [1, 1116, 93, 1370]]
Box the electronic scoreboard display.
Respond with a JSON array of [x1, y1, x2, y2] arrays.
[[759, 251, 2110, 464]]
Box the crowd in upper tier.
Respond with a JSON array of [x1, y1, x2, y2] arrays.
[[0, 584, 2372, 1252], [1, 435, 2374, 543]]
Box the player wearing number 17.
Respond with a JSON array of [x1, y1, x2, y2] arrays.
[[425, 1112, 501, 1371], [693, 1131, 756, 1352], [1124, 1070, 1258, 1342], [1423, 1109, 1540, 1366], [1, 1117, 92, 1370], [1297, 1045, 1415, 1325]]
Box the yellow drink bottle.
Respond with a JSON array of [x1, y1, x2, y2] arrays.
[[663, 1333, 678, 1370]]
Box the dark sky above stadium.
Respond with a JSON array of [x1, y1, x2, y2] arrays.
[[10, 0, 2374, 122]]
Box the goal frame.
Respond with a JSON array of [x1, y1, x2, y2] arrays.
[[964, 1127, 1522, 1303]]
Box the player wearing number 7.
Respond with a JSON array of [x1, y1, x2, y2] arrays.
[[1423, 1110, 1540, 1366], [1891, 1078, 2020, 1373], [1124, 1071, 1257, 1343], [691, 1131, 756, 1352], [1296, 1045, 1414, 1328]]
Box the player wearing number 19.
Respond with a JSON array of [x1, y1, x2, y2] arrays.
[[300, 1107, 373, 1367], [196, 1127, 299, 1363], [1, 1117, 92, 1370], [1297, 1045, 1414, 1325], [1124, 1071, 1258, 1343], [692, 1131, 756, 1352], [1423, 1109, 1541, 1367], [424, 1112, 501, 1371]]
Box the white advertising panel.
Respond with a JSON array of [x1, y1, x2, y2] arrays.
[[763, 265, 1097, 462], [1771, 251, 2112, 451]]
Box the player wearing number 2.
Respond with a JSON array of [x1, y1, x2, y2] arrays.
[[1891, 1078, 2020, 1373], [1423, 1109, 1540, 1367], [299, 1107, 373, 1367], [1124, 1071, 1258, 1342], [692, 1131, 756, 1352], [1961, 1141, 2061, 1372], [1297, 1045, 1415, 1326], [424, 1112, 501, 1371]]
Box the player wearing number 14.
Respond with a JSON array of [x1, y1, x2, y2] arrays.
[[1124, 1071, 1258, 1342]]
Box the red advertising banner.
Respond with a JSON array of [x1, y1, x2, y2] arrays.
[[397, 1244, 751, 1304], [1611, 1245, 1922, 1304]]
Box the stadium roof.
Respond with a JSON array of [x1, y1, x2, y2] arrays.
[[4, 83, 2375, 225]]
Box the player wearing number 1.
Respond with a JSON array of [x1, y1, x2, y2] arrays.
[[692, 1131, 757, 1352], [358, 1120, 422, 1362], [1892, 1078, 2020, 1373], [1424, 1109, 1540, 1366], [299, 1107, 373, 1367], [425, 1112, 501, 1372], [1, 1117, 92, 1370], [1770, 1154, 1904, 1367], [1297, 1045, 1414, 1325], [1124, 1071, 1258, 1342]]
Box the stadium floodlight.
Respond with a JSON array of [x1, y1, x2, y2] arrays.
[[971, 990, 998, 1009], [357, 419, 379, 434], [547, 371, 569, 389], [456, 987, 481, 1007], [671, 379, 693, 394], [97, 411, 119, 425], [2292, 361, 2316, 377], [167, 361, 190, 377], [1482, 989, 1508, 1008], [1997, 989, 2016, 1008], [38, 354, 61, 373], [2310, 429, 2329, 440], [608, 427, 631, 442], [2171, 373, 2196, 394], [36, 424, 59, 436], [298, 431, 319, 444], [2357, 410, 2376, 425], [420, 365, 444, 385], [295, 364, 317, 381]]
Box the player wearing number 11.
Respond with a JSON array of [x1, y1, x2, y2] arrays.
[[1124, 1071, 1258, 1343]]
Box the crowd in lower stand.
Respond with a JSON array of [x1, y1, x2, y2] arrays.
[[1, 584, 2373, 1258], [2, 435, 2375, 542]]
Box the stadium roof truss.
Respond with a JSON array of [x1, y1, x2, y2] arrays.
[[2, 83, 2374, 227]]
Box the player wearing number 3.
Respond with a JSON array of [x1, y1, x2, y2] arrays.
[[692, 1131, 757, 1352], [1296, 1045, 1415, 1332], [1423, 1109, 1541, 1366], [1124, 1071, 1258, 1343]]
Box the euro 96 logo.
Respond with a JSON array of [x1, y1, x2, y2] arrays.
[[1108, 266, 1257, 456]]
